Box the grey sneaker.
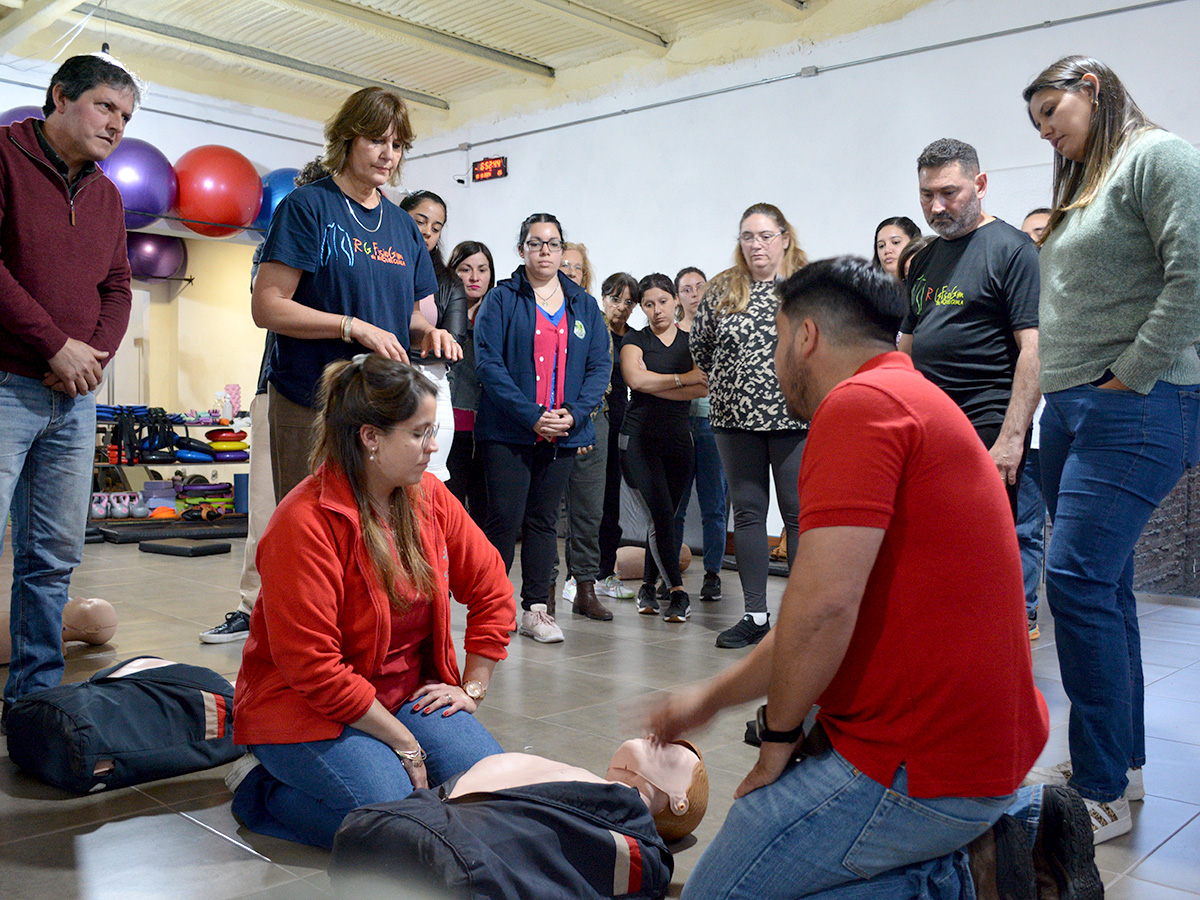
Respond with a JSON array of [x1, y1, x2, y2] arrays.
[[596, 575, 636, 600], [224, 752, 262, 795], [200, 610, 250, 644]]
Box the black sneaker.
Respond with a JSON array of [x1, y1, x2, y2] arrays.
[[716, 614, 770, 648], [200, 610, 251, 644], [700, 571, 722, 602], [663, 591, 691, 623], [636, 584, 659, 615], [656, 580, 670, 605], [1034, 785, 1103, 900]]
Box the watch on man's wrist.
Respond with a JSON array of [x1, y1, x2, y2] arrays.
[[755, 704, 804, 744], [463, 680, 487, 702]]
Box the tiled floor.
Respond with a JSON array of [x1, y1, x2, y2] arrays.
[[2, 537, 1200, 898]]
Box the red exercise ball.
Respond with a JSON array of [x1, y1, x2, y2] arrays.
[[174, 145, 263, 237]]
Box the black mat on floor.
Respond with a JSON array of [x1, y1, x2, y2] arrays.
[[139, 539, 231, 557], [721, 553, 789, 578], [98, 516, 248, 544]]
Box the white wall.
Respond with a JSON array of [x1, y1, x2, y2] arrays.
[[402, 0, 1200, 284]]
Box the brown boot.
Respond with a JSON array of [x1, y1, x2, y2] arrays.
[[571, 580, 613, 620]]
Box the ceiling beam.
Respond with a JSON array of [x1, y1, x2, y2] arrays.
[[517, 0, 668, 49], [262, 0, 554, 81], [0, 0, 84, 54], [71, 3, 448, 110], [760, 0, 808, 12]]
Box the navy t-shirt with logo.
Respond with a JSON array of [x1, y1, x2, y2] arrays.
[[900, 219, 1039, 430], [261, 177, 438, 407]]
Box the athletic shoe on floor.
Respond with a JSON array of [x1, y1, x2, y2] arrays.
[[518, 604, 564, 643], [1033, 785, 1104, 899], [562, 577, 577, 603], [716, 615, 770, 649], [656, 580, 669, 606], [597, 575, 636, 600], [636, 583, 659, 615], [224, 752, 262, 795], [200, 610, 250, 643], [1022, 760, 1144, 801], [1028, 612, 1040, 641], [700, 571, 722, 602], [663, 591, 691, 623], [1084, 795, 1132, 844]]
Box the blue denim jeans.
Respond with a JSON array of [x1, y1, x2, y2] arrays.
[[1015, 449, 1045, 620], [233, 705, 503, 849], [675, 414, 729, 575], [1039, 381, 1200, 802], [0, 373, 96, 704], [682, 744, 1016, 899]]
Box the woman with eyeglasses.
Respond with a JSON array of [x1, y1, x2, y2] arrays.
[[596, 272, 641, 600], [474, 214, 611, 643], [252, 87, 460, 504], [690, 202, 808, 649], [232, 355, 512, 849], [560, 242, 593, 294], [673, 267, 727, 604], [445, 240, 495, 520], [1018, 56, 1200, 842], [401, 190, 467, 483], [621, 274, 708, 623]]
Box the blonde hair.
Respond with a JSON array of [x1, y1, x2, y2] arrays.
[[312, 356, 437, 608], [322, 87, 414, 188], [1022, 56, 1155, 242], [561, 241, 593, 294], [711, 203, 807, 315]]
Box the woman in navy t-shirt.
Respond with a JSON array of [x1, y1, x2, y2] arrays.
[[251, 87, 459, 501]]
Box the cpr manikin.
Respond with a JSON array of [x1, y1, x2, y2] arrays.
[[447, 737, 708, 840], [0, 597, 118, 665]]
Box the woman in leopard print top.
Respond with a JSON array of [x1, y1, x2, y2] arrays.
[[689, 202, 808, 649]]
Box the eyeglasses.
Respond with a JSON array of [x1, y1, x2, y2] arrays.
[[560, 262, 583, 273], [524, 239, 564, 252], [738, 230, 784, 246], [605, 295, 635, 308], [415, 423, 440, 449]]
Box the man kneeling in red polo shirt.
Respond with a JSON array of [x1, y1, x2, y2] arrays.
[[648, 257, 1100, 900]]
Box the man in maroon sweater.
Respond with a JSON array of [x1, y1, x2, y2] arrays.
[[0, 54, 139, 727]]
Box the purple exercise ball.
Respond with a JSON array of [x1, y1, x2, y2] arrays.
[[0, 105, 44, 127], [127, 233, 187, 282], [100, 138, 178, 230]]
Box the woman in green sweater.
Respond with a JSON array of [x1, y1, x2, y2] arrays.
[[1020, 56, 1200, 844]]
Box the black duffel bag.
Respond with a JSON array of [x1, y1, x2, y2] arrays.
[[6, 656, 240, 793]]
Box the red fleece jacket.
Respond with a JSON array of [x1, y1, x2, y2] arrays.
[[233, 464, 515, 746], [0, 118, 131, 377]]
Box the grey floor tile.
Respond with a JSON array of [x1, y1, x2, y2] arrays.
[[1106, 875, 1200, 899], [1144, 694, 1200, 745], [1092, 794, 1200, 876], [1126, 805, 1200, 892]]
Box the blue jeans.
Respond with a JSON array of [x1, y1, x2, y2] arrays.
[[1015, 449, 1045, 621], [233, 705, 503, 849], [0, 374, 96, 704], [683, 744, 1016, 899], [1039, 382, 1200, 802], [675, 415, 729, 575]]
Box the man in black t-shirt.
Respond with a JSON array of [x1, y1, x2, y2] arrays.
[[899, 138, 1041, 515]]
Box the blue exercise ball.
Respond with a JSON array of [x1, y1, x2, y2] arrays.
[[0, 105, 44, 127], [251, 167, 300, 234], [99, 138, 178, 230]]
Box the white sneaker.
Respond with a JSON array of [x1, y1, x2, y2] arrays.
[[224, 751, 262, 795], [1084, 795, 1132, 844], [562, 577, 577, 602], [597, 575, 636, 600], [1022, 759, 1144, 801], [518, 604, 564, 643]]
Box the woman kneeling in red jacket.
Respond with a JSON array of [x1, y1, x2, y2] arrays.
[[231, 354, 514, 848]]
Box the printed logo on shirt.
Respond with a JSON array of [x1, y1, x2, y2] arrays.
[[319, 222, 408, 268], [933, 284, 965, 306], [574, 320, 586, 339], [909, 275, 965, 315]]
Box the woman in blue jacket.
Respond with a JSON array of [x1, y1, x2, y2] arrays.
[[474, 213, 610, 644]]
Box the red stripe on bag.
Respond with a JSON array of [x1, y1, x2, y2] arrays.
[[203, 691, 226, 740], [610, 831, 643, 894]]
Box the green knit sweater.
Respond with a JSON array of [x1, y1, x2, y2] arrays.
[[1039, 128, 1200, 394]]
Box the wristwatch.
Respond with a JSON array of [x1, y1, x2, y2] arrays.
[[755, 704, 804, 744], [463, 680, 487, 702]]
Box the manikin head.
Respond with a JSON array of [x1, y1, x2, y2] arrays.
[[606, 739, 708, 841], [61, 596, 119, 645]]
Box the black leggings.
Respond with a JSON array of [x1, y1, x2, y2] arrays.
[[480, 440, 576, 611], [621, 425, 693, 589], [598, 407, 624, 579]]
